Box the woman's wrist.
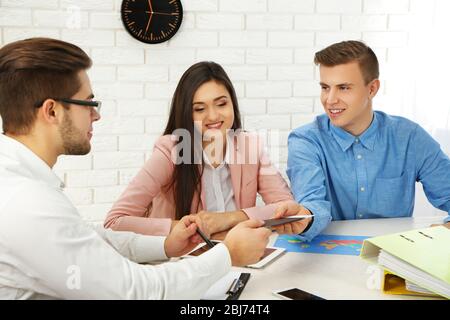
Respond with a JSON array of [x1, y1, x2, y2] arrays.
[[226, 210, 248, 228]]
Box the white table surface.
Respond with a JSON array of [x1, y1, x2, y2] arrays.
[[234, 215, 448, 300]]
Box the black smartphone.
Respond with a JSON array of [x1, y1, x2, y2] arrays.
[[272, 288, 325, 300]]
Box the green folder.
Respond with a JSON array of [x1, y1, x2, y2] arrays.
[[360, 226, 450, 298]]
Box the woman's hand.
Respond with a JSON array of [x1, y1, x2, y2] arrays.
[[211, 230, 228, 241], [195, 210, 248, 237]]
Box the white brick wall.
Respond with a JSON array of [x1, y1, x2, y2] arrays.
[[1, 0, 449, 220]]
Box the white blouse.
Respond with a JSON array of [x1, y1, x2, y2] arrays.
[[202, 141, 237, 213]]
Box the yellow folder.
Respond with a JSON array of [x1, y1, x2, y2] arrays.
[[360, 226, 450, 299], [382, 270, 439, 297]]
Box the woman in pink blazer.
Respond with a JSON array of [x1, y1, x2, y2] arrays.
[[104, 62, 309, 237]]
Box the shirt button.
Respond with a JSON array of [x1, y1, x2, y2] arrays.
[[355, 138, 360, 143], [360, 187, 365, 192], [358, 214, 363, 218], [357, 154, 362, 160]]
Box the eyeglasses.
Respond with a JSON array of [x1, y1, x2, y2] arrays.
[[35, 98, 102, 114], [58, 98, 102, 115]]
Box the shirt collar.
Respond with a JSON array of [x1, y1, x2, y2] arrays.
[[358, 112, 378, 151], [202, 134, 231, 169], [0, 134, 65, 189], [330, 112, 378, 152]]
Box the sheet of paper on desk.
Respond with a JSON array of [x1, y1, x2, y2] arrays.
[[201, 271, 241, 300], [274, 234, 369, 256]]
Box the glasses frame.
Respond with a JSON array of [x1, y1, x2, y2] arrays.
[[35, 98, 102, 114], [58, 98, 102, 114]]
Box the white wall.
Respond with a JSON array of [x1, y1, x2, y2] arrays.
[[1, 0, 449, 221]]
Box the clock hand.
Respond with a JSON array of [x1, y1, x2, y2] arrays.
[[148, 0, 153, 13], [145, 11, 179, 16], [145, 12, 153, 34], [145, 0, 153, 34]]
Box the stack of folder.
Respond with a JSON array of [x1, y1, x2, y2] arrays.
[[360, 226, 450, 299]]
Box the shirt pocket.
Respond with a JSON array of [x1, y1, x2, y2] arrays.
[[373, 172, 410, 217]]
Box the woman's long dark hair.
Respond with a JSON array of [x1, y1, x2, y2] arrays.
[[163, 61, 242, 220]]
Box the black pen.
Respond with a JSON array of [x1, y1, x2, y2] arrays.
[[196, 228, 215, 248]]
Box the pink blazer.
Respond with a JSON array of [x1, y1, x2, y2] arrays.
[[104, 132, 294, 236]]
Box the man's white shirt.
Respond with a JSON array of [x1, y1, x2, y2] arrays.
[[0, 134, 231, 299]]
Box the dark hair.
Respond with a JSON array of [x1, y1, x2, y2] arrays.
[[314, 40, 379, 84], [0, 37, 92, 134], [163, 61, 242, 220]]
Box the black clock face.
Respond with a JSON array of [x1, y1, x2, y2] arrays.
[[121, 0, 183, 44]]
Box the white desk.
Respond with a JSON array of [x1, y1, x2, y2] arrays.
[[235, 216, 447, 300]]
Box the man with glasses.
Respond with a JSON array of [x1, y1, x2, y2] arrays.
[[35, 95, 102, 156], [0, 38, 270, 299]]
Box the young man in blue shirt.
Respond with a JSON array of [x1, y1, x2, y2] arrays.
[[274, 40, 450, 240]]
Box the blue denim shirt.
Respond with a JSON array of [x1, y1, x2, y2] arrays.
[[287, 111, 450, 241]]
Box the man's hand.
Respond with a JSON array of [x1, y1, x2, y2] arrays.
[[164, 215, 203, 258], [223, 219, 271, 267], [271, 201, 312, 235], [195, 210, 247, 237], [169, 219, 179, 231]]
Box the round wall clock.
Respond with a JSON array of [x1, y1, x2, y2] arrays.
[[121, 0, 183, 44]]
